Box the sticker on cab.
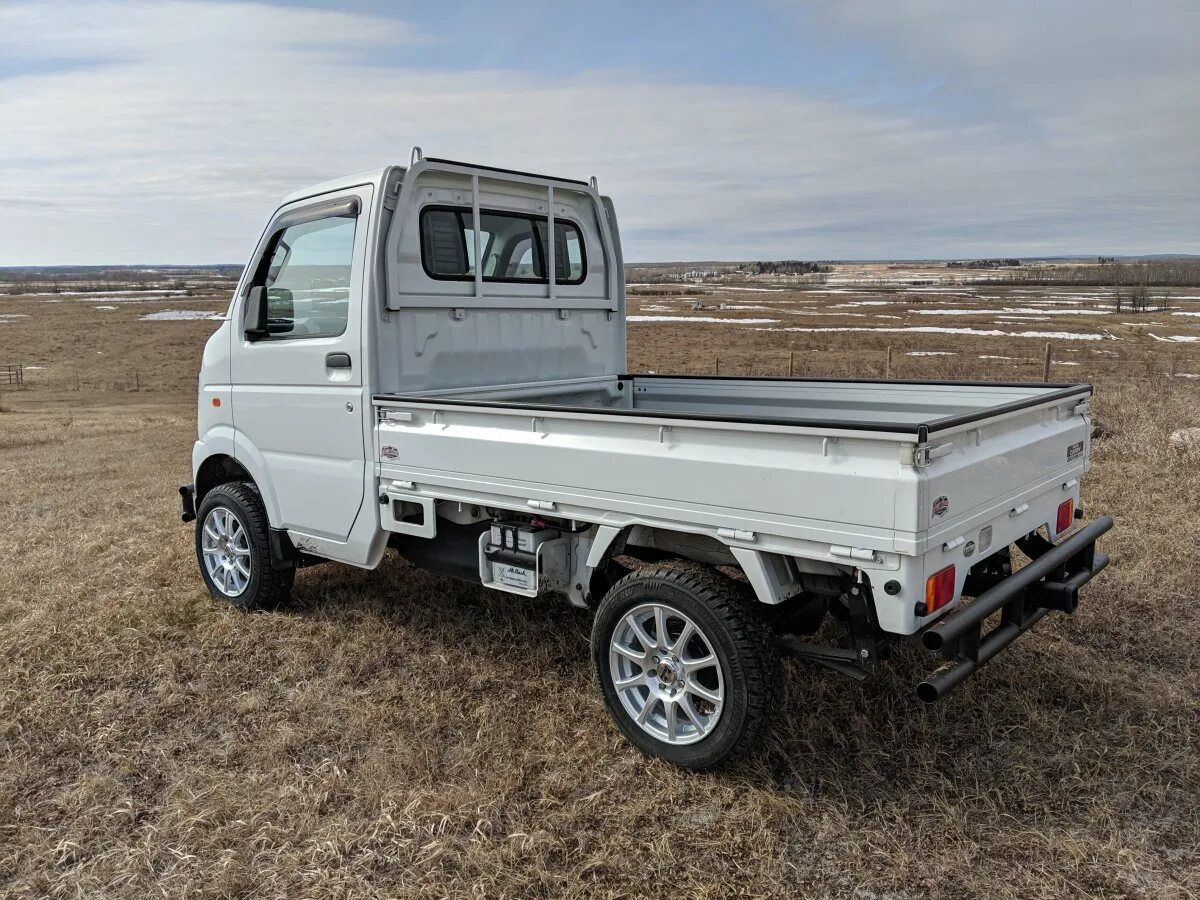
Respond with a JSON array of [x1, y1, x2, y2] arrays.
[[381, 445, 400, 459], [1067, 440, 1084, 461], [932, 495, 950, 520]]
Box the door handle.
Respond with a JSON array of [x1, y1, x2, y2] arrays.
[[325, 352, 352, 369]]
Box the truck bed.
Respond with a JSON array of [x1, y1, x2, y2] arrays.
[[373, 374, 1092, 634], [375, 374, 1090, 439]]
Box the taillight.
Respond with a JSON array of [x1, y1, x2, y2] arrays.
[[925, 565, 956, 614], [1057, 499, 1074, 533]]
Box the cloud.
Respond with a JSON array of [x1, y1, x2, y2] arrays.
[[0, 0, 1196, 264]]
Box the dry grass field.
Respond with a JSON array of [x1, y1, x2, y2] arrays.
[[2, 264, 1200, 897]]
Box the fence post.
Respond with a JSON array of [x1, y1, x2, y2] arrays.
[[715, 355, 721, 375], [789, 351, 795, 377], [885, 345, 893, 379], [1042, 342, 1052, 381], [134, 371, 140, 391]]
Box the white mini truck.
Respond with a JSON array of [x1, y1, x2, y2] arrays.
[[182, 153, 1112, 770]]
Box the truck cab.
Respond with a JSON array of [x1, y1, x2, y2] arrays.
[[182, 152, 1111, 770]]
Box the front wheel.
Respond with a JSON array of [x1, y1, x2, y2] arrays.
[[591, 564, 775, 770], [194, 482, 293, 611]]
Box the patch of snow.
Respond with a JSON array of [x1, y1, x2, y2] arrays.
[[94, 305, 118, 310], [705, 285, 789, 293], [831, 300, 895, 307], [20, 288, 190, 297], [139, 310, 225, 321], [907, 351, 956, 356], [768, 325, 1115, 341], [1148, 333, 1200, 343], [627, 315, 780, 325], [912, 307, 1111, 316]]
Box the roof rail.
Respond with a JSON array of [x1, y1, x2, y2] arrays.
[[423, 157, 590, 187]]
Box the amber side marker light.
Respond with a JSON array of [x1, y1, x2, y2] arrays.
[[212, 397, 221, 407], [1057, 498, 1074, 533]]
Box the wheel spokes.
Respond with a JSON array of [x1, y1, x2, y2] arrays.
[[613, 671, 644, 690], [629, 617, 658, 653], [664, 698, 679, 743], [637, 696, 658, 726], [613, 642, 646, 663], [609, 601, 725, 746], [679, 695, 707, 731], [684, 676, 721, 706], [681, 651, 716, 674], [669, 621, 695, 655], [201, 506, 251, 598]]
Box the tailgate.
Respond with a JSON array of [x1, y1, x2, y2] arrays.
[[912, 390, 1091, 552]]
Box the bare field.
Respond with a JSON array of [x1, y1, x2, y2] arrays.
[[2, 264, 1200, 897]]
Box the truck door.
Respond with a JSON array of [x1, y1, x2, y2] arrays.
[[229, 185, 372, 543]]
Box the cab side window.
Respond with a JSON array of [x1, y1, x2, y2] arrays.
[[257, 216, 356, 339]]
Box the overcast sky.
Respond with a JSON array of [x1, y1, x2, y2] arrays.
[[0, 0, 1197, 265]]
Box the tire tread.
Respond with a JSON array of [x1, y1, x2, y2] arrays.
[[592, 561, 776, 770]]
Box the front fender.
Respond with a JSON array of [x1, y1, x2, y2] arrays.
[[230, 431, 283, 527]]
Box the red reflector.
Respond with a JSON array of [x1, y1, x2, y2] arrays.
[[1057, 499, 1074, 533], [925, 565, 956, 614]]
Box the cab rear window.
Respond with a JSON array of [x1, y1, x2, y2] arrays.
[[420, 206, 586, 285]]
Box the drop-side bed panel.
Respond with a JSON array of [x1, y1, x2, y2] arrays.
[[374, 401, 910, 550]]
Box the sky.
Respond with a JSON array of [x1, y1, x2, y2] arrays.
[[0, 0, 1197, 265]]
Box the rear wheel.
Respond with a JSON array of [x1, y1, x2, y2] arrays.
[[195, 482, 293, 611], [591, 564, 774, 770]]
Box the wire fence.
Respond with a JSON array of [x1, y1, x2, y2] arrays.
[[690, 342, 1200, 382], [4, 340, 1199, 397]]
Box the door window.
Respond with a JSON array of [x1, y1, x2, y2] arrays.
[[258, 216, 356, 338]]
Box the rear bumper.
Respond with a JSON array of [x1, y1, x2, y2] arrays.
[[916, 515, 1113, 703]]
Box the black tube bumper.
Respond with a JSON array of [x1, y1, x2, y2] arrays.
[[179, 483, 196, 523], [916, 515, 1113, 703]]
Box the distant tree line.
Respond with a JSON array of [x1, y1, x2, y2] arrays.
[[625, 261, 831, 283], [989, 259, 1200, 288], [946, 258, 1022, 269], [739, 261, 832, 276]]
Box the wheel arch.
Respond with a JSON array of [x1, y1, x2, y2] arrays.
[[193, 434, 283, 527], [582, 523, 838, 608], [195, 453, 254, 504]]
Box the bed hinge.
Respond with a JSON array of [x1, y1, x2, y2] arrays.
[[831, 545, 879, 563], [913, 441, 954, 468], [717, 528, 756, 542]]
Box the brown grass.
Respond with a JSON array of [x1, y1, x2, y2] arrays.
[[2, 273, 1200, 896]]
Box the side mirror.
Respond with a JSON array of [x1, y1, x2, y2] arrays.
[[244, 286, 294, 340], [244, 285, 268, 340]]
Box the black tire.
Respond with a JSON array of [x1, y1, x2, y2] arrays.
[[194, 481, 294, 611], [591, 563, 775, 770]]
